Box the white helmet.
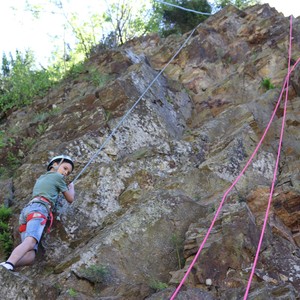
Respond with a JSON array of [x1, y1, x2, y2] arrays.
[[47, 155, 74, 172]]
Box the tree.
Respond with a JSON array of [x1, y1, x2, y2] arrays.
[[150, 0, 212, 36], [103, 0, 152, 46], [23, 0, 154, 59], [0, 50, 54, 112], [214, 0, 259, 10], [49, 0, 106, 59]]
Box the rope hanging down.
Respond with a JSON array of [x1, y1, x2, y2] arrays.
[[243, 15, 293, 299], [170, 16, 298, 300], [72, 23, 202, 184]]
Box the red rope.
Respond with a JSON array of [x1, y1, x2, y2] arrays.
[[170, 16, 298, 300], [243, 15, 293, 299]]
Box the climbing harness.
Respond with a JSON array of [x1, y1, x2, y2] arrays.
[[170, 16, 297, 300], [20, 196, 54, 234], [19, 212, 48, 233], [25, 2, 296, 299], [21, 155, 75, 234]]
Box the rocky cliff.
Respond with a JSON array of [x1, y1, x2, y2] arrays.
[[0, 4, 300, 300]]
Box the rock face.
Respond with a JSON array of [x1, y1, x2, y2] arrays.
[[0, 4, 300, 300]]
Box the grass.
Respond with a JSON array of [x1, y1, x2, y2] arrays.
[[261, 77, 275, 90], [149, 279, 168, 291], [81, 264, 109, 283], [67, 288, 78, 297], [36, 124, 47, 135], [171, 233, 185, 269]]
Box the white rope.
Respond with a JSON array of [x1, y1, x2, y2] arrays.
[[156, 0, 212, 16], [73, 24, 201, 184]]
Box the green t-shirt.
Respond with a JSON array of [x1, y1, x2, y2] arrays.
[[32, 171, 68, 207]]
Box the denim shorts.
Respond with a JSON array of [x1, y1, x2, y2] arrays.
[[19, 202, 49, 251]]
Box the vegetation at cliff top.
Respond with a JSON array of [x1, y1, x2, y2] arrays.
[[0, 0, 258, 113]]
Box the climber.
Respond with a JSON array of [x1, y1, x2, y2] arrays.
[[0, 155, 75, 271]]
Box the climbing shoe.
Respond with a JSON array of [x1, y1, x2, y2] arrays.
[[0, 262, 15, 271]]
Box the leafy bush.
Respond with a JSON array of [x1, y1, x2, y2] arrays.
[[261, 77, 275, 90], [0, 205, 11, 221], [0, 51, 55, 112], [0, 205, 13, 258], [0, 231, 13, 255]]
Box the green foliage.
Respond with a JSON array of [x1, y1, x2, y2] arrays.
[[0, 167, 8, 178], [7, 151, 21, 169], [0, 131, 22, 174], [0, 149, 22, 178], [171, 233, 185, 269], [0, 51, 55, 112], [32, 107, 61, 124], [152, 0, 211, 36], [0, 131, 5, 148], [64, 61, 85, 79], [0, 49, 95, 115], [0, 205, 11, 221], [0, 221, 9, 231], [87, 68, 111, 87], [25, 0, 153, 57], [68, 12, 104, 58], [67, 288, 78, 297], [81, 264, 109, 283], [7, 137, 16, 147], [149, 279, 168, 291], [0, 0, 260, 119], [104, 110, 112, 122], [214, 0, 259, 9], [33, 112, 50, 123], [103, 0, 153, 46], [36, 124, 47, 135], [0, 205, 13, 258], [261, 77, 275, 90], [0, 231, 13, 255]]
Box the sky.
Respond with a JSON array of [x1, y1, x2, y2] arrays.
[[0, 0, 299, 67]]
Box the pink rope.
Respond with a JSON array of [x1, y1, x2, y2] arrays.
[[170, 16, 298, 300], [243, 15, 293, 299]]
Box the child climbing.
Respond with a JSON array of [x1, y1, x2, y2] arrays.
[[0, 155, 75, 271]]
